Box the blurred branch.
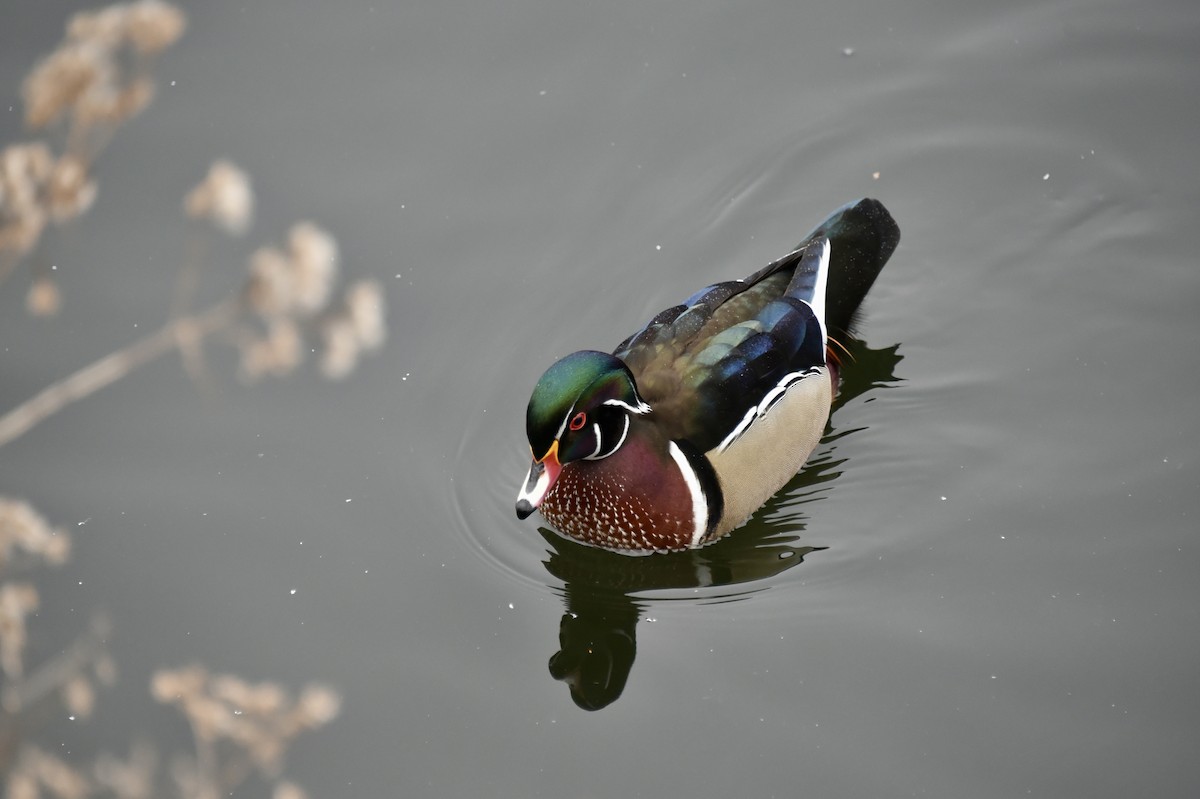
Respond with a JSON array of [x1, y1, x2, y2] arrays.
[[1, 613, 111, 715], [0, 298, 239, 448]]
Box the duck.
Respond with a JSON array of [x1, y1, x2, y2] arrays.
[[516, 198, 899, 553]]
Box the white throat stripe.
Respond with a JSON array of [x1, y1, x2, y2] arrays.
[[668, 441, 708, 548]]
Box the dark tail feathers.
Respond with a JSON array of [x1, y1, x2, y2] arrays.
[[803, 198, 900, 338]]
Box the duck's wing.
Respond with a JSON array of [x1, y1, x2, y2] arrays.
[[613, 199, 899, 453]]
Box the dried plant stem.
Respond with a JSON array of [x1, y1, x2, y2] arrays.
[[0, 297, 240, 448], [0, 614, 111, 715]]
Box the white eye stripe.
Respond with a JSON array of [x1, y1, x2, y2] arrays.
[[553, 404, 575, 440], [603, 398, 651, 414]]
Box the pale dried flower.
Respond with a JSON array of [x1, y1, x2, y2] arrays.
[[42, 528, 72, 566], [296, 683, 342, 727], [26, 276, 63, 317], [5, 772, 39, 799], [62, 674, 96, 718], [72, 73, 155, 128], [150, 663, 207, 703], [115, 75, 157, 120], [124, 0, 187, 55], [318, 317, 359, 380], [73, 79, 121, 126], [22, 747, 91, 799], [46, 154, 98, 223], [287, 222, 339, 313], [240, 319, 303, 381], [189, 693, 235, 742], [211, 673, 287, 716], [0, 496, 73, 566], [247, 733, 286, 775], [93, 742, 157, 799], [24, 1, 183, 144], [1, 142, 55, 258], [244, 223, 339, 319], [21, 41, 108, 130], [67, 5, 130, 48], [184, 159, 253, 236], [0, 582, 40, 679], [1, 142, 55, 203], [152, 665, 341, 786], [245, 245, 294, 317], [273, 781, 310, 799], [344, 279, 386, 351], [317, 281, 386, 380], [209, 672, 252, 707], [244, 680, 289, 716]]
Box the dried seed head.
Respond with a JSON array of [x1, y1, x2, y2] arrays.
[[150, 663, 208, 703], [62, 675, 96, 718], [1, 141, 56, 196], [124, 0, 187, 55], [93, 742, 157, 799], [46, 154, 98, 223], [273, 782, 310, 799], [19, 748, 90, 799], [0, 496, 73, 565], [67, 5, 130, 48], [318, 317, 359, 380], [2, 143, 58, 257], [26, 275, 63, 317], [6, 773, 38, 799], [21, 41, 108, 130], [344, 279, 387, 351], [238, 320, 303, 381], [296, 683, 341, 726], [0, 582, 40, 679], [245, 246, 294, 317], [184, 159, 254, 236], [114, 75, 157, 121], [287, 222, 339, 313]]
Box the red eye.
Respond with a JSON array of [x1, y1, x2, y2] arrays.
[[568, 412, 587, 431]]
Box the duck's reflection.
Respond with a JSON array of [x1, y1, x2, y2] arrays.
[[540, 338, 901, 710]]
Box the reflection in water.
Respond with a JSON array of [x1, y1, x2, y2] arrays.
[[541, 338, 901, 710]]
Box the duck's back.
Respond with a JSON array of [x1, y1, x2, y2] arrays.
[[613, 198, 898, 457]]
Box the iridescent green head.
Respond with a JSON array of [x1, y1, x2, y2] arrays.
[[517, 350, 649, 520], [525, 350, 647, 464]]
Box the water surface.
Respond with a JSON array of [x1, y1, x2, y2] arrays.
[[2, 0, 1198, 796]]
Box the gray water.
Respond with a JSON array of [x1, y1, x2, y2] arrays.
[[3, 0, 1199, 796]]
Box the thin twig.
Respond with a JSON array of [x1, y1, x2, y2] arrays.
[[0, 297, 240, 448], [0, 613, 111, 714]]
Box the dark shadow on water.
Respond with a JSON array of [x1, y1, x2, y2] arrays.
[[541, 337, 902, 710]]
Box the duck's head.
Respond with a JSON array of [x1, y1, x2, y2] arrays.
[[516, 350, 650, 519]]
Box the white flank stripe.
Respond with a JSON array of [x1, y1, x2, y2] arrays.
[[668, 441, 708, 548], [716, 367, 824, 453], [717, 407, 759, 453]]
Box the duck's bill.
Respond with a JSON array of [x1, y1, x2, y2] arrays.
[[515, 443, 561, 519]]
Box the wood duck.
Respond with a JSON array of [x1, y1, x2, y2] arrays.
[[516, 199, 899, 553]]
